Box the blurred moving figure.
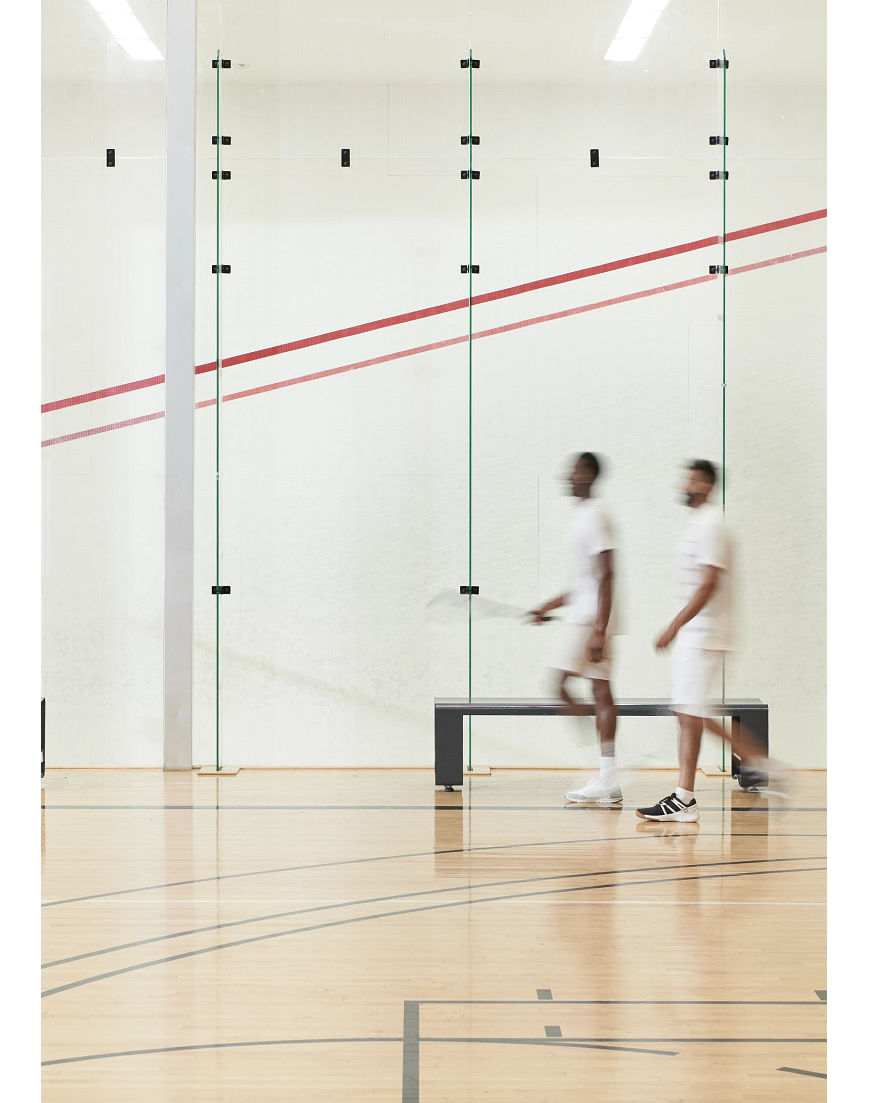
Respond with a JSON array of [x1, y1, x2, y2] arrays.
[[637, 460, 771, 822], [530, 453, 622, 805]]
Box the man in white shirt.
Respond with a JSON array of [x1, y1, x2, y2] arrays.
[[637, 460, 731, 822], [530, 452, 621, 804]]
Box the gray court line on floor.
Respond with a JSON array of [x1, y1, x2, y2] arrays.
[[403, 1015, 825, 1100], [41, 831, 826, 909], [42, 854, 824, 970], [41, 804, 829, 811], [437, 1036, 824, 1044], [778, 1066, 827, 1078], [424, 1037, 679, 1054], [43, 1037, 402, 1067], [420, 999, 827, 1006], [402, 997, 826, 1098], [41, 864, 825, 999], [42, 1034, 676, 1069]]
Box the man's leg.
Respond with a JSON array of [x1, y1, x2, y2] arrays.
[[591, 678, 616, 759], [703, 715, 766, 764], [636, 638, 702, 822], [635, 711, 701, 820], [677, 711, 703, 793], [564, 673, 622, 804], [556, 669, 594, 718]]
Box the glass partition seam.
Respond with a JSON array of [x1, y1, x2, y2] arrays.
[[722, 49, 727, 516], [720, 48, 728, 771], [215, 49, 222, 772], [467, 49, 474, 771]]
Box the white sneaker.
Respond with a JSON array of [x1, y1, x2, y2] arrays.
[[565, 777, 623, 804]]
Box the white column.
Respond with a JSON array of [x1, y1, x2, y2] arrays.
[[163, 0, 197, 770]]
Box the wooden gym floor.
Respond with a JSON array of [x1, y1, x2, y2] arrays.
[[41, 769, 826, 1100]]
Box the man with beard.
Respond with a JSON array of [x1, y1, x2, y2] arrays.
[[637, 460, 733, 822], [531, 452, 621, 804]]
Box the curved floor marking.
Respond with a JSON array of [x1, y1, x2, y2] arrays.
[[43, 854, 824, 970], [42, 831, 826, 909], [40, 833, 655, 908], [42, 1034, 678, 1068], [43, 1037, 402, 1067], [42, 864, 825, 998]]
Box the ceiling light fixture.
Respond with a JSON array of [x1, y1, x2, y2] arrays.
[[88, 0, 163, 61], [605, 0, 671, 62]]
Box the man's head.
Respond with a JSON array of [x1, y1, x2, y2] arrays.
[[569, 452, 601, 498], [682, 459, 717, 508]]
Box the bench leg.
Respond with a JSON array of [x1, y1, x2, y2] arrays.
[[435, 711, 463, 790], [731, 709, 769, 789]]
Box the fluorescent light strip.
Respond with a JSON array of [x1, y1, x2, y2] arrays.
[[605, 0, 671, 62], [88, 0, 163, 61]]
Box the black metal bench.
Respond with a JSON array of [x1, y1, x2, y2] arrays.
[[434, 697, 769, 791]]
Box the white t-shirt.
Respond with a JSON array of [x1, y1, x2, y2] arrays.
[[565, 498, 620, 633], [677, 502, 734, 650]]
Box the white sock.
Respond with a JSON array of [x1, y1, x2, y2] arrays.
[[600, 755, 617, 786], [675, 786, 694, 804]]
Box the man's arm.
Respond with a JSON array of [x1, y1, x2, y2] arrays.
[[529, 593, 569, 623], [588, 550, 614, 661], [655, 564, 719, 651]]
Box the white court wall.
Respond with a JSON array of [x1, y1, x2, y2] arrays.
[[42, 55, 166, 767], [42, 4, 825, 768]]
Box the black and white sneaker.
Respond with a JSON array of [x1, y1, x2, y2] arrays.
[[636, 792, 699, 822]]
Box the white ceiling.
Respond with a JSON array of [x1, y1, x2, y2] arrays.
[[43, 0, 826, 86]]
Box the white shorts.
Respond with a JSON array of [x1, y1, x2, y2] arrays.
[[553, 623, 612, 682], [671, 636, 724, 718]]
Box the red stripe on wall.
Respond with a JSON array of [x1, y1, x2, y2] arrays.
[[41, 208, 826, 414], [41, 244, 826, 448], [222, 273, 717, 405], [41, 410, 166, 448], [728, 246, 826, 275]]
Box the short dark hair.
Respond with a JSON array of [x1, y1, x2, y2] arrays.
[[577, 451, 601, 478], [688, 459, 717, 486]]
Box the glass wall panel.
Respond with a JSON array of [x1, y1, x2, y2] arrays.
[[468, 1, 725, 769], [719, 0, 826, 768], [204, 2, 472, 765], [42, 0, 166, 765]]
